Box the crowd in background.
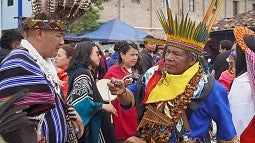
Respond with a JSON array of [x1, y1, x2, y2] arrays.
[[1, 24, 255, 142]]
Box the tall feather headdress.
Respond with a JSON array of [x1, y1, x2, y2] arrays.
[[145, 0, 224, 54], [22, 0, 91, 31]]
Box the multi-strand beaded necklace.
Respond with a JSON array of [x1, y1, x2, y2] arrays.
[[138, 67, 203, 142]]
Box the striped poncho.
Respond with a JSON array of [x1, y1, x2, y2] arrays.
[[0, 48, 67, 143]]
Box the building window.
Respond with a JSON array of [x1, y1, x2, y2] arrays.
[[233, 1, 239, 16], [189, 0, 194, 12], [253, 4, 255, 10], [7, 0, 14, 6], [132, 0, 140, 4], [161, 0, 170, 8]]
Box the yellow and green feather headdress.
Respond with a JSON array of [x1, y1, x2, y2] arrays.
[[145, 0, 224, 54]]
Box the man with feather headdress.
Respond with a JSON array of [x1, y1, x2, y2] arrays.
[[107, 0, 239, 142], [0, 0, 91, 142]]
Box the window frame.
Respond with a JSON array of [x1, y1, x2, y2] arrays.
[[131, 0, 140, 4], [189, 0, 195, 12], [7, 0, 14, 6], [233, 1, 239, 16]]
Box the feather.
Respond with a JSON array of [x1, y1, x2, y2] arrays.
[[0, 105, 29, 127], [31, 0, 44, 19], [208, 0, 224, 31], [167, 8, 173, 32], [157, 0, 223, 54], [30, 0, 91, 23], [0, 89, 29, 116], [202, 0, 217, 25], [182, 13, 189, 38], [157, 10, 169, 34], [0, 90, 30, 134]]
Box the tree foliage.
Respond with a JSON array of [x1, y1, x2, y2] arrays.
[[70, 0, 110, 34]]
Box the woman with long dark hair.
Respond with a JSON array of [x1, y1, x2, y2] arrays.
[[67, 41, 117, 143]]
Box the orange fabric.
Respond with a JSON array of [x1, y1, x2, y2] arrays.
[[57, 69, 69, 102]]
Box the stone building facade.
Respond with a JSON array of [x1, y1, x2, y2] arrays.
[[98, 0, 255, 38]]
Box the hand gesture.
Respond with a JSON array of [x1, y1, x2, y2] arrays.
[[101, 104, 117, 116], [107, 78, 126, 96]]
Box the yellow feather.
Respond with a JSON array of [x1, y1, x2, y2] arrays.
[[202, 0, 217, 25], [208, 0, 224, 31]]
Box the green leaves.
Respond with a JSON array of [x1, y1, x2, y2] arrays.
[[70, 0, 110, 34]]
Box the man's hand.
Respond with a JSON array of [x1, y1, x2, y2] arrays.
[[107, 78, 126, 96]]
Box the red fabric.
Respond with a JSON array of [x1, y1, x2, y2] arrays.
[[143, 63, 164, 103], [218, 70, 234, 91], [112, 100, 138, 140], [57, 69, 69, 102], [240, 116, 255, 143], [103, 64, 126, 79], [103, 64, 138, 140]]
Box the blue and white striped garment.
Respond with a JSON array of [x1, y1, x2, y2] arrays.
[[0, 49, 67, 143]]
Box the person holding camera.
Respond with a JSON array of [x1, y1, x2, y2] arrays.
[[103, 40, 143, 142]]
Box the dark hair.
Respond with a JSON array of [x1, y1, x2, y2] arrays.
[[67, 41, 97, 72], [96, 44, 104, 55], [113, 40, 125, 52], [0, 30, 23, 50], [104, 50, 109, 53], [68, 42, 78, 49], [81, 37, 93, 42], [153, 46, 159, 54], [143, 35, 155, 44], [244, 35, 255, 53], [235, 44, 247, 78], [117, 41, 144, 74], [61, 45, 74, 58], [219, 40, 233, 51]]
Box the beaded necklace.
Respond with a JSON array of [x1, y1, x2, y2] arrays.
[[139, 67, 203, 142]]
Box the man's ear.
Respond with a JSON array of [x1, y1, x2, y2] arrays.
[[188, 53, 197, 66], [244, 34, 255, 53], [34, 29, 43, 41]]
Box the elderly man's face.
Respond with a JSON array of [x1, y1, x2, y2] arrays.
[[164, 46, 196, 74], [40, 30, 64, 58]]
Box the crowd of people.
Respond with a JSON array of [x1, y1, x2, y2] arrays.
[[0, 0, 255, 143]]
